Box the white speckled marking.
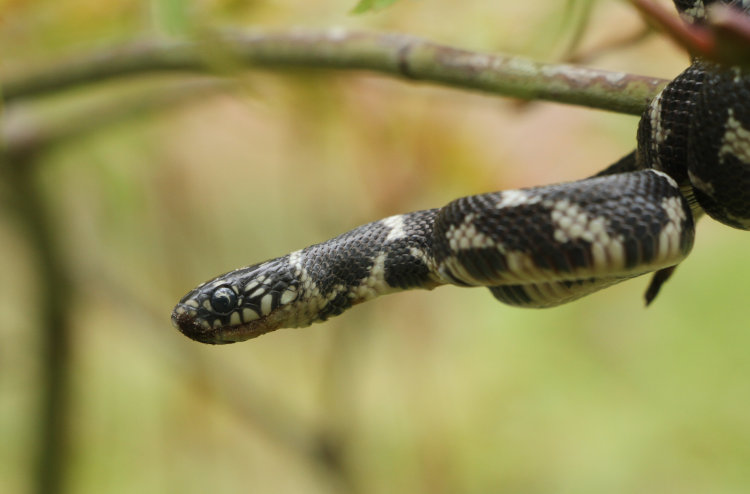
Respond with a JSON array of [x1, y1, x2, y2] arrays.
[[409, 246, 438, 275], [495, 190, 541, 209], [445, 213, 495, 251], [288, 249, 315, 293], [321, 284, 348, 310], [661, 196, 687, 224], [688, 169, 716, 195], [658, 196, 688, 261], [719, 109, 750, 165], [382, 215, 407, 243], [349, 252, 392, 301], [549, 199, 624, 270], [289, 249, 303, 269], [185, 299, 199, 308], [649, 91, 670, 151], [681, 1, 704, 22]]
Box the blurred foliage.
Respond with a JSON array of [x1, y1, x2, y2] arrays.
[[351, 0, 401, 14], [558, 0, 598, 56], [3, 1, 750, 494], [152, 0, 192, 35]]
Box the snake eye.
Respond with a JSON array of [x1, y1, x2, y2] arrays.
[[210, 286, 238, 315]]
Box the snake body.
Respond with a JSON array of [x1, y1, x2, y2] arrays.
[[172, 0, 750, 344]]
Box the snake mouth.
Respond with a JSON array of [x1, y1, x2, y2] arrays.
[[171, 303, 280, 344], [170, 306, 227, 344]]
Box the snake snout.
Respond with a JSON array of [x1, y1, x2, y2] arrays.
[[171, 297, 284, 344], [171, 303, 225, 344]]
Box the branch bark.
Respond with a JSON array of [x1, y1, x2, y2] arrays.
[[3, 29, 668, 115]]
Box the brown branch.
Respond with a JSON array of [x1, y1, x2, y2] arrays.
[[3, 29, 668, 115]]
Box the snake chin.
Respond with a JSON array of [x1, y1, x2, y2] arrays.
[[171, 303, 281, 344]]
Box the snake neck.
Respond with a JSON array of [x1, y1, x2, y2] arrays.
[[172, 209, 443, 343]]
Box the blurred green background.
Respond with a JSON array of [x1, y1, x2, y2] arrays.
[[3, 1, 750, 493]]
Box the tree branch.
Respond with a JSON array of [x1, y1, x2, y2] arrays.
[[3, 29, 667, 115], [2, 78, 234, 157]]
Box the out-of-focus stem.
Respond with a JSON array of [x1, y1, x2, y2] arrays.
[[3, 29, 667, 115], [3, 152, 73, 494]]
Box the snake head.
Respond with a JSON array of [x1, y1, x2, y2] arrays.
[[171, 260, 303, 344]]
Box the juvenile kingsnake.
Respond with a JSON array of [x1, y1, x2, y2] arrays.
[[172, 0, 750, 344]]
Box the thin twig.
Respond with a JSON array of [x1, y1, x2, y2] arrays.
[[2, 78, 234, 157], [3, 29, 667, 115]]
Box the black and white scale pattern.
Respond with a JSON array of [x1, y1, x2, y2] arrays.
[[172, 0, 750, 344]]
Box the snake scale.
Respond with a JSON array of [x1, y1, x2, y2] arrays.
[[172, 0, 750, 344]]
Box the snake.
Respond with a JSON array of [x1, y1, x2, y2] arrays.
[[172, 0, 750, 344]]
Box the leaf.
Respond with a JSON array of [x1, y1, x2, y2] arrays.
[[351, 0, 401, 15]]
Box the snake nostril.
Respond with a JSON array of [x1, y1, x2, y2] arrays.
[[171, 303, 204, 334], [171, 304, 192, 329]]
